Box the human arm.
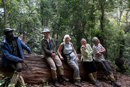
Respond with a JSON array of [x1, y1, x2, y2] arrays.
[[41, 39, 52, 57], [100, 46, 106, 53], [1, 44, 20, 62], [80, 46, 88, 58], [96, 44, 106, 56], [19, 39, 31, 54], [57, 43, 64, 60]]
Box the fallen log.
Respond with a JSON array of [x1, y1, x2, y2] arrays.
[[0, 54, 117, 84]]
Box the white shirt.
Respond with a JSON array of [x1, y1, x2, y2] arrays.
[[63, 42, 76, 60], [93, 43, 105, 62]]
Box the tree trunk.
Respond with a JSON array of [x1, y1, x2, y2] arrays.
[[100, 1, 104, 46], [2, 0, 7, 28], [99, 0, 107, 58]]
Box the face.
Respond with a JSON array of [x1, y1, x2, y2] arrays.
[[95, 39, 100, 45], [44, 32, 50, 38], [81, 39, 86, 45], [6, 31, 14, 40], [65, 37, 70, 44]]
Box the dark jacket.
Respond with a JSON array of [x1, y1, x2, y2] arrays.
[[41, 37, 56, 57], [1, 36, 31, 67]]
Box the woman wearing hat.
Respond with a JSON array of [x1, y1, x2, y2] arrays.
[[41, 28, 69, 87], [57, 34, 81, 87]]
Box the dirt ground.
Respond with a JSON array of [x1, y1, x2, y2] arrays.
[[26, 73, 130, 87]]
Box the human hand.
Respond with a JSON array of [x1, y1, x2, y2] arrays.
[[60, 57, 64, 60], [96, 52, 102, 57], [82, 45, 87, 49], [19, 59, 23, 63], [77, 57, 79, 61], [51, 53, 56, 59]]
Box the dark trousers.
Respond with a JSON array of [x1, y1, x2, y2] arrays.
[[83, 61, 97, 74], [95, 61, 112, 76], [7, 62, 22, 72]]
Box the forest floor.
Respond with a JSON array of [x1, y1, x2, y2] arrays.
[[26, 73, 130, 87]]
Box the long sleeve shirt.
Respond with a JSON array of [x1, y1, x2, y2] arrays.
[[80, 44, 93, 62]]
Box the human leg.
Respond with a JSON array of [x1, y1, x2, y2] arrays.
[[91, 61, 98, 80], [96, 61, 121, 87], [46, 57, 59, 87], [8, 62, 21, 87], [54, 55, 69, 82], [67, 58, 81, 86], [83, 62, 99, 86], [18, 72, 26, 87]]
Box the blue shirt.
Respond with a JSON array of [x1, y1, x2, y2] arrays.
[[48, 42, 52, 50]]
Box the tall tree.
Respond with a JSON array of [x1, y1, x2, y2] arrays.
[[2, 0, 7, 28]]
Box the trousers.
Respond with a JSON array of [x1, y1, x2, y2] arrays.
[[67, 57, 80, 79], [8, 62, 22, 72], [95, 61, 112, 76], [45, 55, 62, 70]]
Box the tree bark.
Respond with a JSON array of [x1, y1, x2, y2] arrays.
[[2, 0, 7, 28], [0, 54, 117, 84], [99, 0, 108, 58]]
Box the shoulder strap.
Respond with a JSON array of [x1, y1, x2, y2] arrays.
[[61, 42, 64, 53], [70, 42, 73, 52]]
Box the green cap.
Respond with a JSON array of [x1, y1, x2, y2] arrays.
[[4, 28, 14, 34]]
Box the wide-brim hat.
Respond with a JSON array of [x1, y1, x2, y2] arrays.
[[42, 28, 50, 34], [4, 28, 14, 34]]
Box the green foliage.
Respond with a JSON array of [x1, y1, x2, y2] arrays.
[[0, 0, 130, 63], [42, 78, 49, 87], [0, 74, 11, 87]]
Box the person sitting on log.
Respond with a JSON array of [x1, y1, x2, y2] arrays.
[[57, 34, 81, 87], [80, 38, 100, 87], [92, 37, 121, 87], [41, 28, 69, 87], [1, 28, 31, 87]]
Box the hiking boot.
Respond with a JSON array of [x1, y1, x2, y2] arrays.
[[74, 80, 79, 86], [53, 79, 60, 87], [94, 80, 100, 87], [60, 75, 69, 82], [77, 80, 81, 87], [111, 81, 121, 87]]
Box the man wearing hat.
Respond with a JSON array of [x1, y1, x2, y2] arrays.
[[41, 28, 69, 87], [1, 28, 31, 87], [92, 37, 121, 87]]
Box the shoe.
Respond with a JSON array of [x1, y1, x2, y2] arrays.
[[60, 75, 69, 82], [53, 79, 60, 87], [111, 81, 121, 87], [74, 80, 79, 86], [94, 80, 100, 87], [77, 80, 81, 87]]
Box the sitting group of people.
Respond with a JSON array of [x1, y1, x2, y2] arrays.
[[1, 28, 121, 87]]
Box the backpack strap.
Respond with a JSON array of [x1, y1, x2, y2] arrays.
[[61, 42, 64, 54]]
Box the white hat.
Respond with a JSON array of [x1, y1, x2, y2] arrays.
[[42, 28, 50, 33]]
